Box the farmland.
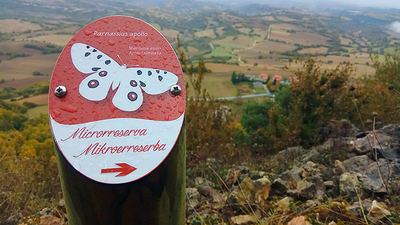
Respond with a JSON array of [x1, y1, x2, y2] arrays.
[[0, 2, 399, 106]]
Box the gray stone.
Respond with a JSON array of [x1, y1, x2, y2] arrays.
[[253, 177, 271, 204], [230, 214, 257, 225], [353, 132, 392, 154], [324, 180, 334, 188], [271, 178, 289, 195], [194, 177, 214, 187], [288, 180, 317, 200], [339, 172, 360, 199], [343, 155, 400, 194], [277, 197, 293, 211], [186, 188, 200, 209]]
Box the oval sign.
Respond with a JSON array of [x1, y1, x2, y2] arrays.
[[49, 16, 185, 184]]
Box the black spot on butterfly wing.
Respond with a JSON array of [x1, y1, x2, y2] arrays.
[[156, 70, 160, 73], [97, 55, 102, 59], [158, 75, 163, 81], [127, 92, 138, 101], [86, 46, 90, 49], [164, 71, 167, 74], [139, 81, 146, 87], [88, 79, 99, 88], [85, 52, 91, 57], [105, 60, 111, 65], [137, 70, 142, 75], [92, 67, 101, 71], [99, 71, 107, 77], [92, 49, 97, 52], [148, 71, 152, 76]]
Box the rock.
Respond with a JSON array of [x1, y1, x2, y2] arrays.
[[334, 160, 346, 174], [343, 155, 400, 194], [186, 188, 200, 209], [367, 200, 391, 223], [288, 180, 317, 200], [249, 170, 267, 180], [272, 146, 305, 168], [197, 185, 213, 197], [197, 185, 225, 205], [300, 148, 320, 163], [342, 155, 370, 172], [237, 166, 250, 181], [300, 161, 320, 178], [346, 199, 373, 217], [230, 214, 257, 225], [324, 180, 334, 188], [194, 177, 213, 187], [339, 172, 360, 199], [287, 216, 311, 225], [305, 199, 320, 208], [353, 131, 392, 154], [377, 146, 400, 162], [277, 197, 292, 211], [271, 178, 289, 195], [58, 199, 65, 208], [39, 208, 52, 216], [319, 119, 359, 139], [225, 169, 241, 187], [227, 177, 254, 209], [40, 215, 65, 225], [228, 177, 271, 209], [253, 177, 271, 204]]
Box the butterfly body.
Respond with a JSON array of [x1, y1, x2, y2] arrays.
[[71, 43, 178, 112]]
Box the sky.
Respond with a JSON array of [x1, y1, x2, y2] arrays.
[[325, 0, 400, 8], [204, 0, 400, 9]]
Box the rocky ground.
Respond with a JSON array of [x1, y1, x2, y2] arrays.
[[186, 121, 400, 225], [18, 121, 400, 225]]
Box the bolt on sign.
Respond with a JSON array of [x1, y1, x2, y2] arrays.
[[49, 16, 186, 184]]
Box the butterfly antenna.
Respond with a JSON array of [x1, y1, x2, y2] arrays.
[[116, 54, 125, 66]]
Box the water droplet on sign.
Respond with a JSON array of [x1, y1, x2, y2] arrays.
[[84, 30, 92, 36], [108, 40, 115, 46]]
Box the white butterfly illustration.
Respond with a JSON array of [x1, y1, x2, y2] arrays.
[[71, 43, 178, 111]]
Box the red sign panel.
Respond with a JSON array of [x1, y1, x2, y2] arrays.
[[49, 16, 185, 184]]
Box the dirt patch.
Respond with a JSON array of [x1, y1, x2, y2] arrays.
[[0, 77, 49, 89], [17, 94, 48, 105], [0, 19, 41, 33], [28, 34, 72, 46], [299, 47, 328, 54], [194, 29, 216, 38], [255, 41, 296, 53], [0, 54, 57, 81]]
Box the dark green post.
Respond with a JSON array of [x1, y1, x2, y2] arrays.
[[54, 125, 186, 225]]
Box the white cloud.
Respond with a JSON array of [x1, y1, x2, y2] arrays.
[[390, 21, 400, 33]]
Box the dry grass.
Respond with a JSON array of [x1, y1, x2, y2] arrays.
[[26, 105, 48, 118], [255, 40, 296, 53], [28, 34, 72, 46], [214, 35, 257, 48], [270, 26, 328, 46], [0, 77, 48, 89], [0, 54, 57, 81], [161, 28, 179, 39], [0, 19, 41, 33], [17, 94, 48, 105], [185, 72, 236, 97], [195, 29, 216, 38], [298, 47, 329, 54], [207, 63, 243, 73]]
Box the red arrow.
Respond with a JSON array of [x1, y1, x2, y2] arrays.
[[101, 163, 136, 177]]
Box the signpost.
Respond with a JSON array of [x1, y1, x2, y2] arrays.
[[49, 16, 186, 224]]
